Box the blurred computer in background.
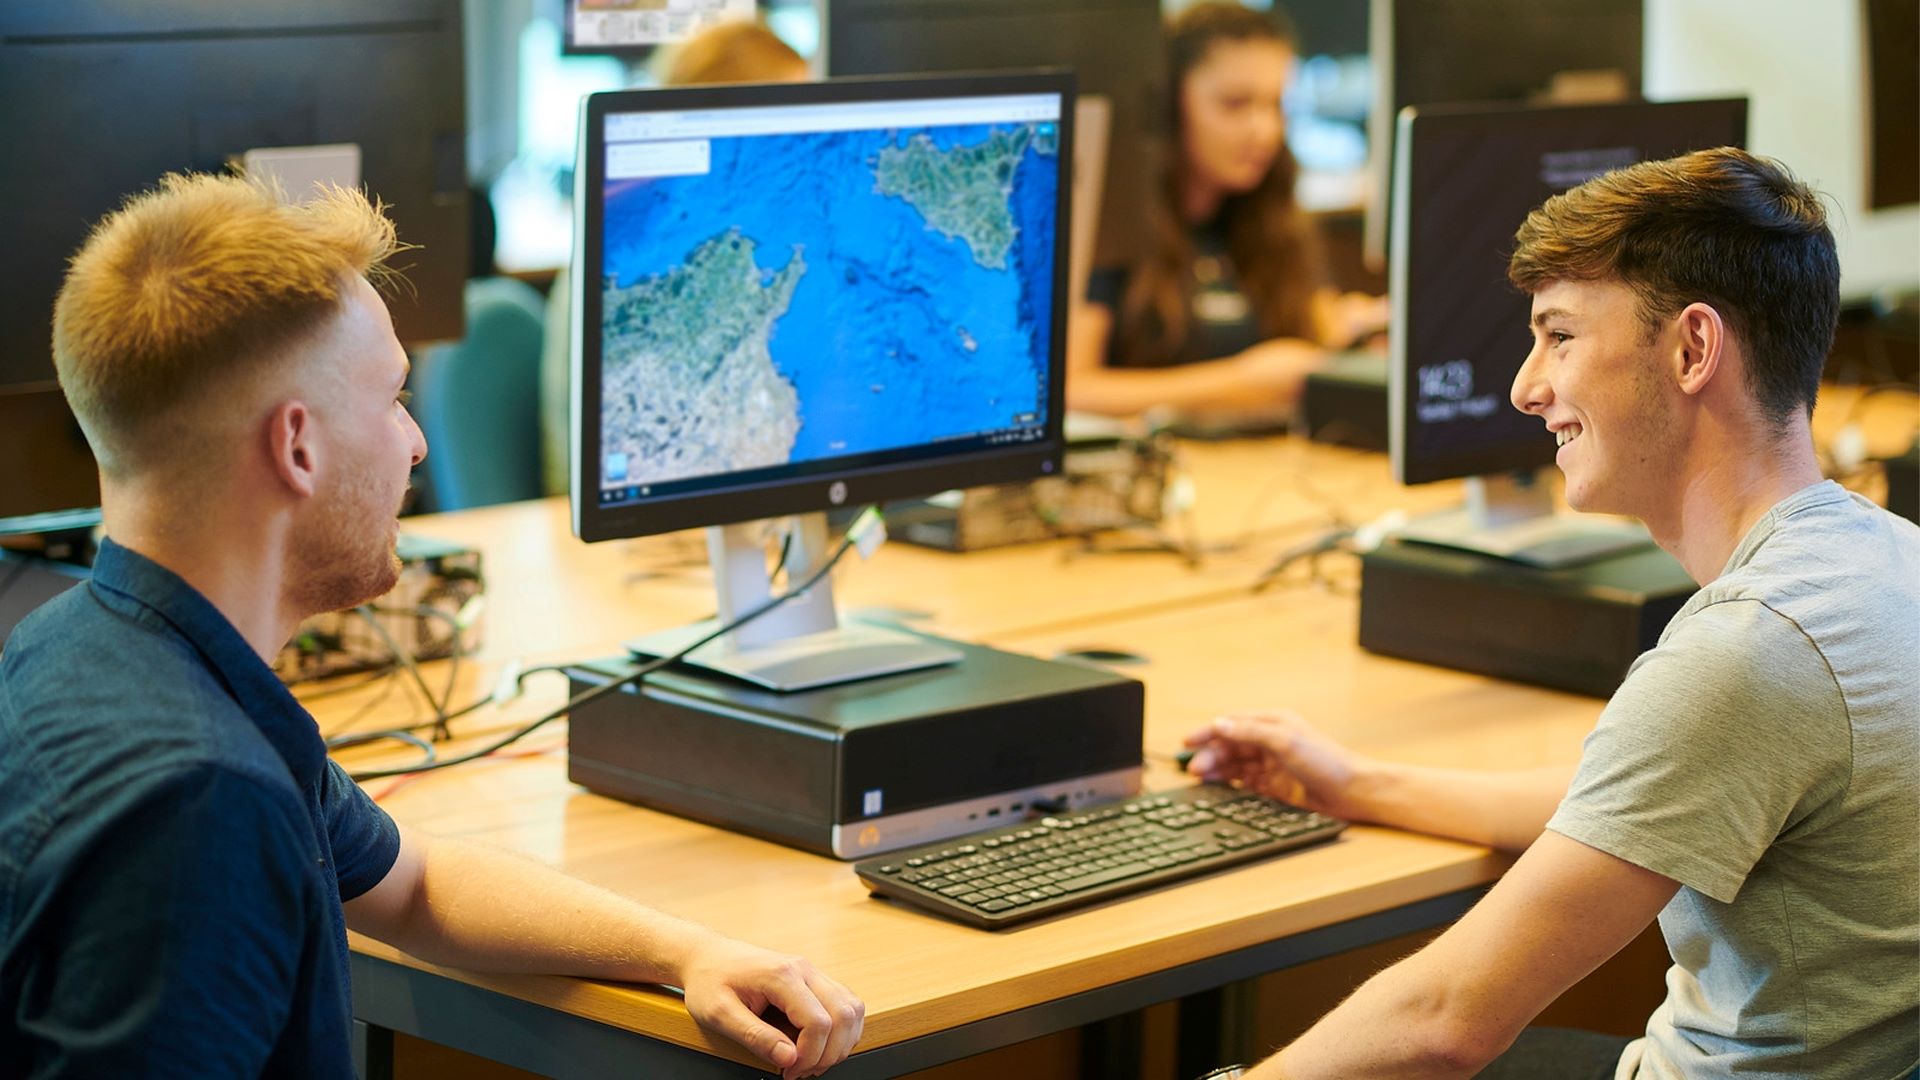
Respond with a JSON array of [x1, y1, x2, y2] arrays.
[[1363, 0, 1644, 268], [826, 0, 1165, 271], [0, 0, 468, 645]]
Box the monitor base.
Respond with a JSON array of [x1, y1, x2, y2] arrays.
[[629, 620, 963, 692], [1394, 507, 1652, 569]]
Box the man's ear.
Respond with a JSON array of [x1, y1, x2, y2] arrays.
[[1673, 301, 1726, 398], [265, 399, 319, 499]]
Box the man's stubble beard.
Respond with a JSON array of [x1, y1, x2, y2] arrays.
[[288, 467, 405, 617]]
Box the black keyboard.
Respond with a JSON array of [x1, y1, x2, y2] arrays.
[[853, 785, 1346, 928]]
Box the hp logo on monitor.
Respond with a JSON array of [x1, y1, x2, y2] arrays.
[[829, 481, 848, 505]]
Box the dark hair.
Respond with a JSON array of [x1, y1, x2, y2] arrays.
[[1115, 2, 1321, 367], [1508, 146, 1839, 426]]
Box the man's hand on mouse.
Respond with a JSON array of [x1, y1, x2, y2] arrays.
[[1183, 710, 1373, 821], [677, 931, 865, 1079]]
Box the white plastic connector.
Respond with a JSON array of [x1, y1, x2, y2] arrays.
[[1831, 423, 1869, 475], [1352, 509, 1409, 553], [492, 659, 526, 704], [849, 506, 887, 560]]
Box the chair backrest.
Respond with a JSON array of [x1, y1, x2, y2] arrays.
[[411, 276, 548, 512]]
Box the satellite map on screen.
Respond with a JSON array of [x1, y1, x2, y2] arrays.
[[597, 121, 1058, 491]]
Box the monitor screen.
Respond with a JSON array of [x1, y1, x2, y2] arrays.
[[1388, 98, 1748, 485], [572, 73, 1072, 542]]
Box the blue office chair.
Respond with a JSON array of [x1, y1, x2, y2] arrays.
[[410, 276, 548, 512]]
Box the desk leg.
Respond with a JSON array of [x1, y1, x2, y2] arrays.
[[1177, 987, 1225, 1076], [354, 1019, 396, 1080], [1080, 1008, 1147, 1080], [1176, 981, 1261, 1077]]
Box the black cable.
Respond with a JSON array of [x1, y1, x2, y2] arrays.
[[324, 691, 491, 751], [347, 510, 872, 781], [322, 603, 475, 748], [354, 605, 448, 725], [296, 664, 402, 703], [1250, 527, 1357, 594], [327, 728, 437, 767]]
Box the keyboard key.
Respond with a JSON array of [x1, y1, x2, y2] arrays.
[[979, 899, 1013, 913], [1056, 861, 1155, 892]]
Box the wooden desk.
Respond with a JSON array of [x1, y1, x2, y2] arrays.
[[329, 438, 1598, 1079]]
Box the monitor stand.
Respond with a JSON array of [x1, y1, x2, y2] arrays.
[[1393, 471, 1652, 569], [626, 512, 963, 692]]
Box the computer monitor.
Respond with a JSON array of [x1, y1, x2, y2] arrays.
[[1386, 98, 1748, 566], [825, 0, 1162, 271], [572, 72, 1072, 689], [1864, 0, 1919, 210], [0, 0, 468, 535], [1362, 0, 1644, 267]]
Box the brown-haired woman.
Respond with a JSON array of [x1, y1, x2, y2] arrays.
[[1066, 2, 1384, 420]]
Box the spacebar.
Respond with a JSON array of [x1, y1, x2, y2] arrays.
[[1056, 861, 1157, 892]]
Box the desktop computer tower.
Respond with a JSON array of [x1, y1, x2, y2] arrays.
[[566, 637, 1146, 858], [1300, 351, 1389, 451], [1358, 539, 1697, 697]]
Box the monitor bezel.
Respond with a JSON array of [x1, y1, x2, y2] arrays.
[[572, 71, 1076, 543]]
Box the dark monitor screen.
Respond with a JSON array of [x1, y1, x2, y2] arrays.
[[0, 0, 467, 528], [1388, 98, 1749, 486], [572, 73, 1072, 543], [1865, 0, 1919, 210], [825, 0, 1162, 270], [1364, 0, 1644, 265]]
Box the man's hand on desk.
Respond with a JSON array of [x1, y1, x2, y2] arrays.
[[1183, 711, 1577, 853], [1183, 711, 1376, 821], [679, 932, 865, 1080], [345, 827, 865, 1078]]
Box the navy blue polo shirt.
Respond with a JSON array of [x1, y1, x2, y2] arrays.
[[0, 538, 401, 1077]]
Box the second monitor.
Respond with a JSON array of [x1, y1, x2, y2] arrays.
[[1387, 96, 1749, 566]]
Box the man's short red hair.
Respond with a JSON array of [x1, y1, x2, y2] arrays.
[[52, 172, 401, 476]]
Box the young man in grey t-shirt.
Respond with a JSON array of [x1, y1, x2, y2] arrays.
[[1186, 147, 1919, 1079]]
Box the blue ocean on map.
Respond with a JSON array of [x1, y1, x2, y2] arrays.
[[601, 123, 1057, 465]]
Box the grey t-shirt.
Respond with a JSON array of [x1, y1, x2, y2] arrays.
[[1545, 480, 1919, 1080]]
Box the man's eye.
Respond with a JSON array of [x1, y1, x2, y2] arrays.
[[396, 389, 414, 407]]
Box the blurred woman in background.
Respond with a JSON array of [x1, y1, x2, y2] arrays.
[[1067, 2, 1384, 421]]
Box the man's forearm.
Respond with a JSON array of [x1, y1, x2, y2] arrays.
[[1247, 953, 1493, 1080], [389, 836, 715, 985], [1350, 762, 1575, 853]]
